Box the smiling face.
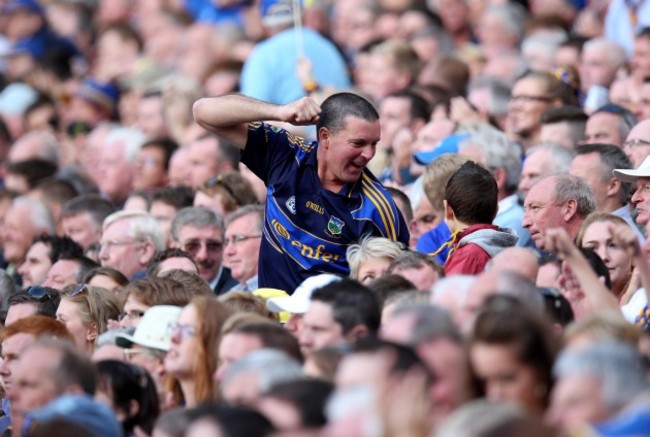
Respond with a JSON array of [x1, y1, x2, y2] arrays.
[[507, 76, 553, 141], [318, 116, 381, 192]]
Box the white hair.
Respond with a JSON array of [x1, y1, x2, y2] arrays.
[[13, 196, 55, 235], [346, 235, 405, 280], [104, 126, 146, 161], [221, 349, 303, 395], [103, 210, 165, 251], [583, 37, 627, 69], [554, 342, 649, 412], [431, 275, 474, 306]]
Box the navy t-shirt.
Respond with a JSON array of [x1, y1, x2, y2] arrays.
[[241, 122, 410, 293]]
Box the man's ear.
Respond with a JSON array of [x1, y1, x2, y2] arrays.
[[443, 199, 455, 221], [139, 242, 156, 266], [562, 199, 578, 222], [345, 324, 369, 343], [319, 127, 331, 148], [493, 168, 507, 191], [606, 177, 620, 198]]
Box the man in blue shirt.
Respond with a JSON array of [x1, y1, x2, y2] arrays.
[[194, 93, 410, 293]]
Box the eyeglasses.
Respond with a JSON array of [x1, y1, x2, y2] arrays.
[[205, 174, 237, 201], [181, 239, 223, 254], [24, 285, 53, 301], [99, 240, 144, 252], [118, 310, 146, 322], [123, 349, 145, 361], [523, 203, 563, 215], [135, 156, 162, 167], [510, 94, 553, 104], [170, 323, 197, 340], [223, 234, 262, 246], [622, 138, 650, 149], [69, 283, 88, 297]]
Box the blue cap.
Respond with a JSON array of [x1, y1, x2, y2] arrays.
[[5, 38, 46, 58], [260, 0, 294, 26], [27, 394, 122, 437], [74, 79, 119, 113], [413, 133, 470, 166], [2, 0, 44, 15]]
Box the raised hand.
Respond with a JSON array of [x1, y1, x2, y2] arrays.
[[544, 227, 578, 260], [280, 97, 322, 125]]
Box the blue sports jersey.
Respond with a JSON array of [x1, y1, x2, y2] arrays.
[[241, 122, 410, 293]]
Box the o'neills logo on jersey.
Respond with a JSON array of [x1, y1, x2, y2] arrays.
[[305, 201, 324, 215], [271, 219, 341, 263]]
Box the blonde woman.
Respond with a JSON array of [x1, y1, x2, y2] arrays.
[[56, 284, 121, 354], [346, 235, 405, 284], [576, 212, 635, 302]]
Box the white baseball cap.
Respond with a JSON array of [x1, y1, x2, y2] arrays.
[[116, 305, 181, 351], [266, 274, 342, 314]]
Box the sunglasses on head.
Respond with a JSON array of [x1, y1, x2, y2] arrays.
[[24, 286, 53, 301]]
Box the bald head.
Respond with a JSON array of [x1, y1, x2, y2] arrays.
[[487, 247, 539, 281]]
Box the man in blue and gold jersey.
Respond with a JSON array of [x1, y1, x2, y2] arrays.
[[193, 92, 410, 293]]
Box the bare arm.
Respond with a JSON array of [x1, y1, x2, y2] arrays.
[[192, 94, 322, 149]]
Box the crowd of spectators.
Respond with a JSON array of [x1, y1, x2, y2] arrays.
[[1, 0, 650, 435]]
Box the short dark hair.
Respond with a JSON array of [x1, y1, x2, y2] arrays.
[[9, 286, 61, 318], [367, 274, 416, 306], [141, 137, 179, 171], [311, 278, 381, 335], [575, 143, 632, 204], [591, 104, 637, 139], [387, 251, 445, 278], [385, 90, 431, 121], [61, 194, 115, 223], [540, 106, 587, 124], [445, 161, 498, 224], [146, 248, 197, 277], [264, 379, 334, 428], [33, 178, 78, 205], [150, 186, 195, 210], [352, 337, 432, 378], [316, 93, 379, 140], [7, 159, 58, 189], [30, 235, 83, 264], [58, 254, 100, 282], [232, 322, 303, 363]]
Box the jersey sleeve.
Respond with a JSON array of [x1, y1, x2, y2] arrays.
[[241, 122, 313, 185]]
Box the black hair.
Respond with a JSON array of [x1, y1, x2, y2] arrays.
[[95, 360, 160, 435], [264, 378, 334, 428], [186, 403, 274, 437], [232, 322, 303, 363], [32, 235, 84, 264], [8, 286, 61, 318], [316, 93, 379, 140], [141, 137, 179, 171], [146, 248, 197, 277], [311, 278, 381, 335], [366, 274, 416, 306], [151, 186, 195, 210]]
